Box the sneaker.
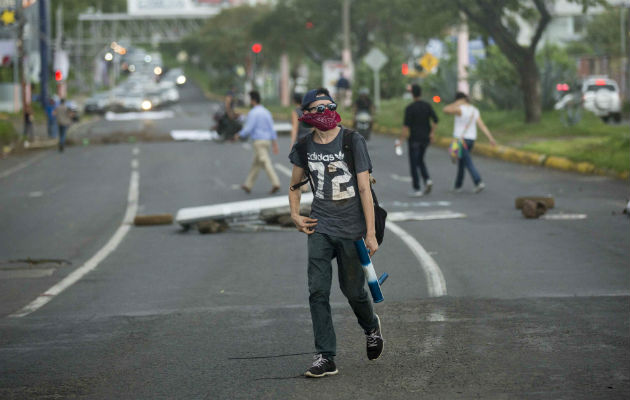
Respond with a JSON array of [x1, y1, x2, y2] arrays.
[[451, 187, 463, 193], [408, 190, 424, 198], [474, 182, 485, 193], [424, 180, 433, 195], [366, 314, 384, 360], [304, 354, 338, 378]]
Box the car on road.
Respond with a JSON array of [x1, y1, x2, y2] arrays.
[[581, 76, 622, 123], [84, 92, 112, 114]]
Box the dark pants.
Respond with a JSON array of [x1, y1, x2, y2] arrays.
[[307, 232, 378, 358], [408, 141, 430, 190], [455, 139, 482, 188], [58, 125, 68, 151]]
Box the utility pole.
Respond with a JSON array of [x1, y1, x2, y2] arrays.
[[457, 12, 470, 95], [341, 0, 353, 106], [38, 0, 49, 115], [16, 0, 27, 116]]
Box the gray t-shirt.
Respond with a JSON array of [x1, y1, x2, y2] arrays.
[[289, 127, 372, 240]]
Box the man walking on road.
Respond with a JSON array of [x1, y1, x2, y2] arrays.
[[288, 88, 384, 378], [398, 84, 438, 197], [234, 91, 280, 194], [53, 99, 74, 153]]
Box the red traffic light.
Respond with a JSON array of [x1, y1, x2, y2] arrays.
[[433, 95, 441, 103], [251, 43, 262, 54], [305, 21, 314, 29], [54, 70, 63, 81], [401, 63, 409, 75]]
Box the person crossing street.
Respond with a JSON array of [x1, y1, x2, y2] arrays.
[[234, 91, 281, 195]]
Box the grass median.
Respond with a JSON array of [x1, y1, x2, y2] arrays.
[[266, 98, 629, 174]]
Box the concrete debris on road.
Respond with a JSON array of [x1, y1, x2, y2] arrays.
[[515, 196, 555, 210], [197, 220, 229, 234], [521, 199, 548, 219]]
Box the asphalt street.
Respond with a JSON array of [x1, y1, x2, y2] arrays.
[[0, 83, 628, 399]]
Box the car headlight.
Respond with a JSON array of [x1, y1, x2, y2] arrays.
[[141, 100, 152, 111], [176, 75, 186, 85]]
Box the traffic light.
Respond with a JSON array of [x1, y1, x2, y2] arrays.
[[251, 43, 262, 54], [54, 70, 62, 81], [401, 63, 409, 76]]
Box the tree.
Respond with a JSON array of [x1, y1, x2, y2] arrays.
[[441, 0, 604, 123]]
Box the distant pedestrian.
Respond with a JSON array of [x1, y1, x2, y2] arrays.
[[443, 92, 497, 193], [289, 93, 313, 149], [234, 90, 280, 194], [53, 99, 74, 152], [335, 73, 351, 107], [398, 84, 438, 197], [23, 105, 34, 143], [45, 98, 58, 138]]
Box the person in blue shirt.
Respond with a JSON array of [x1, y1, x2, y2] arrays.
[[234, 91, 280, 194]]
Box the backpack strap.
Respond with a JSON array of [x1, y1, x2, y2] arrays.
[[289, 132, 315, 192], [341, 129, 381, 207]]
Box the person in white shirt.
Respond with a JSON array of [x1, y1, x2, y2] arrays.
[[443, 92, 497, 193]]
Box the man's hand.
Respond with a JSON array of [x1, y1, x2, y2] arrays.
[[292, 215, 318, 235], [364, 233, 379, 257], [430, 132, 436, 143], [232, 133, 240, 142], [272, 141, 279, 155]]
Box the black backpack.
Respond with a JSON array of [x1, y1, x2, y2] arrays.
[[291, 129, 387, 245]]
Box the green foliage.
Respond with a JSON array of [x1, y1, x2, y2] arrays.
[[0, 119, 18, 146], [470, 45, 522, 110], [583, 7, 626, 57], [51, 0, 127, 34], [537, 45, 578, 110]]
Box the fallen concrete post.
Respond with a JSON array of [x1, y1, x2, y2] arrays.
[[175, 193, 313, 230], [134, 214, 174, 226]]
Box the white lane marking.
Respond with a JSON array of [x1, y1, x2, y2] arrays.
[[132, 147, 140, 155], [390, 173, 412, 182], [131, 159, 139, 169], [0, 152, 47, 180], [386, 221, 447, 297], [28, 191, 44, 198], [242, 142, 252, 150], [10, 168, 140, 317], [541, 213, 587, 220], [388, 211, 466, 222], [274, 163, 292, 178], [170, 130, 219, 141]]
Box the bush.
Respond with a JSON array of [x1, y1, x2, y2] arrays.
[[0, 119, 18, 146]]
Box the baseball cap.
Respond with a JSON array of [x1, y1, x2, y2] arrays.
[[301, 89, 335, 110]]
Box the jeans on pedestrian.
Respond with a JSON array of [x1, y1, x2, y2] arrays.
[[307, 232, 378, 358], [455, 139, 482, 188], [48, 120, 58, 138], [408, 141, 430, 190], [58, 125, 68, 150]]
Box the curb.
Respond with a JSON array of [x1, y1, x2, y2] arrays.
[[375, 126, 628, 181]]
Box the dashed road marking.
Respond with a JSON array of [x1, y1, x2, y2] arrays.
[[0, 152, 48, 180], [10, 162, 140, 317]]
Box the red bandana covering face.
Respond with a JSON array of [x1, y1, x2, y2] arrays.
[[299, 109, 341, 131]]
